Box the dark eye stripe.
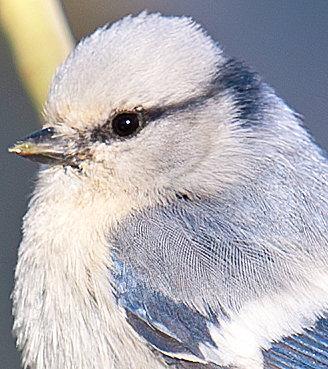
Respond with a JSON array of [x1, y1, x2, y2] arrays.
[[90, 63, 263, 144]]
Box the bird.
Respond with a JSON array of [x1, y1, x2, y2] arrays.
[[9, 11, 328, 369]]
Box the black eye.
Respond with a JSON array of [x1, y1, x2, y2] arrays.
[[112, 113, 140, 137]]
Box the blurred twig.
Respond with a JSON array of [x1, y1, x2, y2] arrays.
[[0, 0, 75, 119]]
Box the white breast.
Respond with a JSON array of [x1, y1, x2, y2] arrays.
[[12, 166, 168, 369]]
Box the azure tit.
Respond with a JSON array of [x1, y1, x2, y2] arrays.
[[9, 11, 328, 369]]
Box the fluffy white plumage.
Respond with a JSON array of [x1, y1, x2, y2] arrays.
[[10, 11, 328, 369]]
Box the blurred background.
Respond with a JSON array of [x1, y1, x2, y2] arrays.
[[1, 1, 327, 367]]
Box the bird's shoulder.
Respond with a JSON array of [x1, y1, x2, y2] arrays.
[[108, 196, 328, 368]]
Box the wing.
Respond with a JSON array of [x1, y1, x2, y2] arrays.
[[263, 315, 328, 369], [110, 199, 229, 365], [109, 196, 328, 367]]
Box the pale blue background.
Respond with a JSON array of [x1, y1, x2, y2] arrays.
[[1, 1, 327, 367]]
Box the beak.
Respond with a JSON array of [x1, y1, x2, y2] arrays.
[[8, 127, 88, 166]]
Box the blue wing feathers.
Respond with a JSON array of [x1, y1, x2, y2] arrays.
[[110, 198, 328, 367], [263, 316, 328, 369], [115, 272, 217, 360]]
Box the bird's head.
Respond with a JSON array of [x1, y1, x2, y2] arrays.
[[9, 12, 268, 204]]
